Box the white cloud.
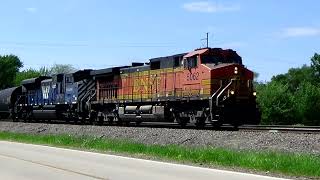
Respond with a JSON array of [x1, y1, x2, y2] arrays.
[[282, 27, 320, 37], [25, 7, 37, 13], [182, 1, 240, 13]]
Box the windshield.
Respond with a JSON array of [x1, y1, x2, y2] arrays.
[[201, 54, 242, 65]]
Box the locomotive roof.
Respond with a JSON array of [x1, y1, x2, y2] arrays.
[[91, 66, 129, 76], [42, 79, 53, 83], [184, 48, 209, 58], [21, 76, 51, 85], [73, 69, 92, 75], [72, 69, 92, 81], [184, 48, 237, 57], [149, 53, 186, 62], [91, 48, 241, 75], [120, 65, 150, 73]]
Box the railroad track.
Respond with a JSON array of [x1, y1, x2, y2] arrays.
[[1, 119, 320, 133], [238, 125, 320, 133]]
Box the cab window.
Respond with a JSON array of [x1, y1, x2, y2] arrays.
[[201, 55, 220, 64], [174, 57, 181, 67], [201, 54, 242, 64], [65, 76, 74, 83], [184, 56, 198, 69]]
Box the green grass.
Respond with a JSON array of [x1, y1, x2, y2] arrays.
[[0, 131, 319, 178]]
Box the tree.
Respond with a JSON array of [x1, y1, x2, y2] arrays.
[[14, 68, 41, 86], [294, 82, 320, 125], [0, 55, 23, 89], [256, 52, 320, 125], [46, 64, 76, 75], [271, 65, 317, 92], [38, 66, 50, 76], [256, 82, 296, 125], [311, 53, 320, 77], [253, 71, 259, 81]]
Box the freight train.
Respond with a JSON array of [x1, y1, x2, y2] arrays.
[[0, 47, 260, 128]]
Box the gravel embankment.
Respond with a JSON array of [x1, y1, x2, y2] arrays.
[[1, 121, 320, 154]]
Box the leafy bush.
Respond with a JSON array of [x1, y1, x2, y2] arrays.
[[256, 53, 320, 125], [256, 82, 296, 125], [294, 82, 320, 125]]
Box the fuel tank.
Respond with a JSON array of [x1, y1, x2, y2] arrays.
[[32, 105, 58, 120]]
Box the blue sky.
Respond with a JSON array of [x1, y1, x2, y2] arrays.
[[0, 0, 319, 81]]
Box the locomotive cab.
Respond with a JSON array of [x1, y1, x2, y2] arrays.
[[181, 48, 260, 126]]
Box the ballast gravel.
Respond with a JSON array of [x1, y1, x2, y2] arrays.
[[0, 121, 320, 155]]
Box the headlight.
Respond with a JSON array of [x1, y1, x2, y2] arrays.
[[253, 92, 257, 96], [230, 90, 235, 95], [234, 67, 238, 74]]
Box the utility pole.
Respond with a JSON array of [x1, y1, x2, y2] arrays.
[[206, 32, 209, 48], [201, 32, 209, 48]]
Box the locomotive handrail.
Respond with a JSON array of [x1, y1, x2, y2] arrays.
[[14, 95, 24, 106], [86, 89, 96, 113], [216, 80, 233, 107], [79, 89, 90, 112], [209, 83, 223, 121], [211, 83, 223, 99]]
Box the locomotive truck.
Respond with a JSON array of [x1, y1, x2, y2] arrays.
[[0, 47, 260, 128]]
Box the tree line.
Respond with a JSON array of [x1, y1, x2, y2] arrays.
[[0, 55, 76, 89], [256, 53, 320, 125]]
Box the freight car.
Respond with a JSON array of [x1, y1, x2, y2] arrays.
[[0, 47, 260, 128], [0, 87, 22, 119]]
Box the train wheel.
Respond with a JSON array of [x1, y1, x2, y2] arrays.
[[22, 113, 27, 122], [116, 120, 122, 126], [135, 121, 142, 126], [173, 113, 187, 127], [178, 117, 188, 127], [26, 112, 32, 123], [212, 121, 222, 128], [232, 122, 239, 130], [97, 116, 104, 126], [65, 118, 70, 124], [88, 113, 96, 125], [12, 114, 18, 122], [73, 118, 78, 124], [195, 117, 206, 128], [124, 121, 130, 126], [80, 116, 86, 125], [107, 117, 114, 125]]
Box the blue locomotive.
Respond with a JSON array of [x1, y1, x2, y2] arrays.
[[0, 70, 93, 122]]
